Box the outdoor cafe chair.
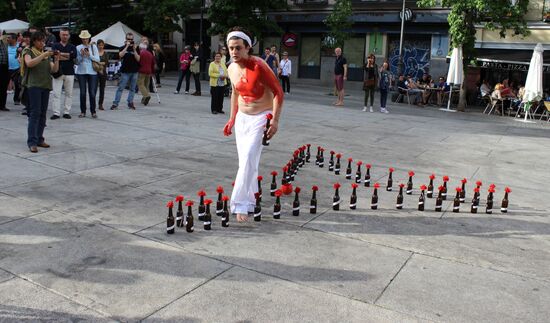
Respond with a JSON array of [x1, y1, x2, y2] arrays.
[[485, 96, 503, 116], [395, 87, 411, 105], [540, 101, 550, 122]]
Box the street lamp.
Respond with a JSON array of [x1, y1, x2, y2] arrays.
[[397, 0, 406, 76]]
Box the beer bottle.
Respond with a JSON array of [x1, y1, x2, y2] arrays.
[[310, 185, 318, 214], [216, 186, 224, 217], [364, 164, 371, 187], [262, 113, 273, 146], [221, 196, 230, 227], [471, 188, 479, 214], [335, 154, 342, 175], [318, 148, 325, 168], [371, 183, 380, 210], [386, 167, 394, 192], [270, 171, 278, 196], [355, 161, 362, 184], [185, 200, 194, 232], [287, 161, 294, 182], [453, 187, 461, 213], [306, 144, 311, 163], [257, 176, 263, 203], [345, 158, 353, 180], [441, 176, 449, 200], [435, 185, 443, 212], [460, 178, 467, 203], [328, 151, 335, 171], [299, 146, 306, 167], [501, 187, 511, 213], [197, 190, 206, 221], [406, 171, 415, 195], [292, 187, 301, 216], [175, 195, 184, 227], [396, 183, 404, 210], [274, 189, 282, 219], [427, 174, 435, 198], [350, 183, 358, 210], [315, 146, 321, 166], [166, 201, 175, 234], [418, 185, 427, 211], [281, 166, 288, 186], [486, 185, 495, 214], [333, 183, 341, 211], [204, 199, 213, 230], [254, 192, 262, 222]]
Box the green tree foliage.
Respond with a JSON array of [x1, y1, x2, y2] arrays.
[[77, 0, 133, 34], [324, 0, 353, 48], [207, 0, 287, 38], [1, 1, 30, 22], [417, 0, 529, 111], [134, 0, 197, 35], [26, 0, 55, 28]]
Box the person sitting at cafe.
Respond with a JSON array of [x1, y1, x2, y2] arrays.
[[406, 75, 424, 105], [418, 73, 433, 104], [480, 79, 491, 97], [500, 79, 516, 98], [436, 76, 450, 106]]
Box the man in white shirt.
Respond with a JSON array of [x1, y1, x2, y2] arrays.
[[279, 52, 291, 94]]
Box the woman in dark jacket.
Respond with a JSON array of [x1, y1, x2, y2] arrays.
[[362, 53, 379, 112]]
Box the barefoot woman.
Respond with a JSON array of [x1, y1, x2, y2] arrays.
[[223, 27, 284, 222]]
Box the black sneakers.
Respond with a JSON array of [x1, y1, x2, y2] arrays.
[[63, 114, 71, 119], [50, 115, 60, 120]]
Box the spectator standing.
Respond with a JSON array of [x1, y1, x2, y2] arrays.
[[22, 31, 60, 152], [261, 47, 276, 75], [378, 60, 391, 114], [51, 27, 77, 120], [7, 33, 22, 107], [190, 42, 202, 96], [153, 43, 164, 87], [111, 32, 140, 110], [75, 30, 100, 118], [45, 28, 57, 47], [279, 51, 291, 94], [0, 32, 10, 111], [270, 45, 280, 75], [174, 45, 192, 94], [18, 31, 31, 115], [96, 39, 108, 110], [137, 38, 155, 106], [362, 53, 378, 112], [208, 52, 228, 114], [333, 47, 347, 106]]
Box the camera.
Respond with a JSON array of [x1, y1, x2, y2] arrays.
[[44, 46, 52, 52]]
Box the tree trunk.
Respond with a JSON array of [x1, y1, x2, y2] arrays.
[[457, 83, 467, 112]]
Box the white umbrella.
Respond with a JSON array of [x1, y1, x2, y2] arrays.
[[441, 46, 463, 112], [518, 43, 544, 123], [0, 19, 29, 33], [91, 21, 142, 47]]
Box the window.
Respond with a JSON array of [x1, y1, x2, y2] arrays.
[[344, 37, 366, 69], [300, 37, 320, 66]]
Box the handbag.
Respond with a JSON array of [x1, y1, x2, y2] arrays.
[[190, 57, 200, 74], [91, 45, 104, 75], [363, 79, 375, 90]]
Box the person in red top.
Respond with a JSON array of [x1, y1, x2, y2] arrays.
[[174, 46, 193, 94], [223, 27, 284, 222], [137, 37, 155, 106]]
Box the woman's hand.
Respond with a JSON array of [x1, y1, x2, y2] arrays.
[[223, 118, 235, 136], [266, 119, 278, 139]]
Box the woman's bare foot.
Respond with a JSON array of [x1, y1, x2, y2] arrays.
[[236, 213, 249, 222]]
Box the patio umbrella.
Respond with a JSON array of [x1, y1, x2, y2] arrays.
[[0, 19, 29, 33], [442, 46, 463, 112], [519, 43, 544, 123]]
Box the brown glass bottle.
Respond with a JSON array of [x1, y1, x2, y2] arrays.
[[167, 202, 175, 234], [396, 184, 404, 209], [310, 187, 318, 214], [221, 197, 229, 227], [186, 201, 194, 232], [364, 166, 371, 187]]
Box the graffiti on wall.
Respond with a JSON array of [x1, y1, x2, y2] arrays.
[[388, 39, 431, 80]]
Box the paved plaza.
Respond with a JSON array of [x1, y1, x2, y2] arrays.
[[1, 76, 550, 322]]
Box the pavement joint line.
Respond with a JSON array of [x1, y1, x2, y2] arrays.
[[374, 252, 415, 305], [0, 266, 113, 319], [0, 172, 72, 190], [300, 207, 331, 227], [439, 135, 450, 142], [0, 209, 53, 227], [486, 149, 493, 157], [129, 220, 166, 235], [139, 265, 236, 321], [470, 166, 481, 182], [439, 202, 453, 219]]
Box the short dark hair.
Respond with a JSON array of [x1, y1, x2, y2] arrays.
[[97, 39, 105, 46], [265, 47, 270, 51], [213, 51, 222, 59], [30, 31, 46, 44], [60, 27, 70, 33], [22, 31, 31, 38], [8, 33, 17, 39]]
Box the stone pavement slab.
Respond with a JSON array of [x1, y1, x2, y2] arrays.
[[0, 211, 231, 320], [0, 277, 112, 322], [377, 253, 550, 323], [144, 266, 423, 323], [0, 193, 51, 225], [139, 219, 412, 303], [0, 153, 69, 189]]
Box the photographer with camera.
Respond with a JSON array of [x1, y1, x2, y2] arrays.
[[21, 31, 60, 153], [51, 28, 77, 120], [111, 32, 140, 110], [75, 30, 100, 118]]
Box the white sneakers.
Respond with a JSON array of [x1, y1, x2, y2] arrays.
[[380, 108, 389, 114], [362, 106, 375, 112]]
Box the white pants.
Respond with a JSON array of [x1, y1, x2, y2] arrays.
[[52, 75, 75, 116], [230, 110, 271, 214]]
